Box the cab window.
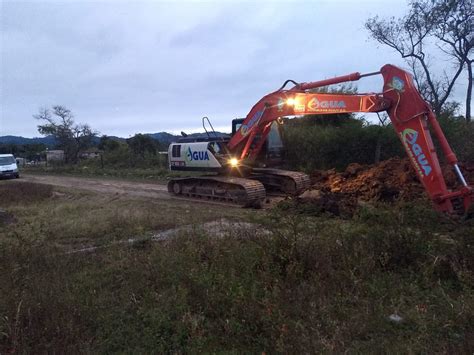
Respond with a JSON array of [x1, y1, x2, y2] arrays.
[[172, 145, 181, 158], [208, 142, 221, 154]]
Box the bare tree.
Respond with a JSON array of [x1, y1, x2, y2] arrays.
[[431, 0, 473, 120], [34, 105, 98, 163], [365, 0, 470, 119]]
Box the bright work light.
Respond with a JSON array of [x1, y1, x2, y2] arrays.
[[229, 158, 239, 167]]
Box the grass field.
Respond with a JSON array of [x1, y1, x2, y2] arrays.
[[1, 181, 473, 353], [21, 164, 178, 182]]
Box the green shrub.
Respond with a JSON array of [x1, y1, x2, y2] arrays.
[[281, 118, 404, 171], [281, 114, 473, 172], [437, 116, 474, 162]]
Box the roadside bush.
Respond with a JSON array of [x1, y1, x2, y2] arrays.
[[437, 116, 474, 162], [27, 138, 170, 179]]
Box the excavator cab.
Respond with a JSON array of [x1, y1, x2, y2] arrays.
[[231, 118, 244, 136], [232, 118, 283, 167]]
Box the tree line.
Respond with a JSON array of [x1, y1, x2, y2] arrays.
[[4, 105, 167, 167]]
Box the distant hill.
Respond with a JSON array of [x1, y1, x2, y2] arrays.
[[0, 135, 57, 146], [0, 131, 230, 147], [146, 132, 178, 145], [147, 131, 229, 144]]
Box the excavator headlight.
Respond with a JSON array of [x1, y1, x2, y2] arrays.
[[229, 158, 239, 167]]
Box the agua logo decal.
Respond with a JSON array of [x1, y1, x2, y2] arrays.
[[308, 98, 346, 111], [239, 110, 264, 136], [186, 147, 210, 161], [389, 76, 405, 92], [401, 128, 432, 176], [294, 104, 306, 113]]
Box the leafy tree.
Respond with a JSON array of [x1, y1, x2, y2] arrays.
[[0, 143, 47, 161], [34, 105, 98, 163], [365, 0, 473, 120], [98, 135, 121, 152], [0, 144, 18, 155], [126, 134, 159, 159], [431, 0, 473, 120], [101, 141, 133, 168]]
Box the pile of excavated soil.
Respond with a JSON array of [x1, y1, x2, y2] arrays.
[[309, 157, 424, 202], [294, 157, 474, 217]]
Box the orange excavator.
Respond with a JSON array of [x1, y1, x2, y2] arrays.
[[167, 64, 473, 215]]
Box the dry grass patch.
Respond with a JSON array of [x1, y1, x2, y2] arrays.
[[0, 183, 473, 353], [0, 183, 251, 250], [0, 181, 53, 204]]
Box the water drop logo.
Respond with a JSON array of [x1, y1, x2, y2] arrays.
[[389, 76, 405, 92]]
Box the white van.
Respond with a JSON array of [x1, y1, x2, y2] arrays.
[[0, 154, 20, 179]]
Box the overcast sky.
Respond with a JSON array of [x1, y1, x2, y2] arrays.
[[0, 0, 469, 138]]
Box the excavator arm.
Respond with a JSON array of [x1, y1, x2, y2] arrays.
[[227, 92, 390, 160], [227, 64, 473, 215]]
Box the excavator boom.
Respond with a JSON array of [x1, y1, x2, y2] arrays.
[[226, 64, 472, 215]]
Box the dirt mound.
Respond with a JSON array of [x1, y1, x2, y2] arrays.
[[294, 157, 474, 217], [309, 157, 424, 202]]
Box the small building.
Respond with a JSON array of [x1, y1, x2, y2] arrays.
[[46, 150, 65, 162], [79, 149, 102, 159], [15, 157, 26, 167]]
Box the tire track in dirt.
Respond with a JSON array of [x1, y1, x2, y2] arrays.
[[20, 174, 170, 200]]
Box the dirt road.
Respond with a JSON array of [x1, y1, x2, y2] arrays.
[[21, 174, 170, 199], [18, 174, 286, 208]]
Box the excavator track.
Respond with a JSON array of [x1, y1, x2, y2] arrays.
[[251, 168, 311, 196], [168, 176, 266, 207]]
